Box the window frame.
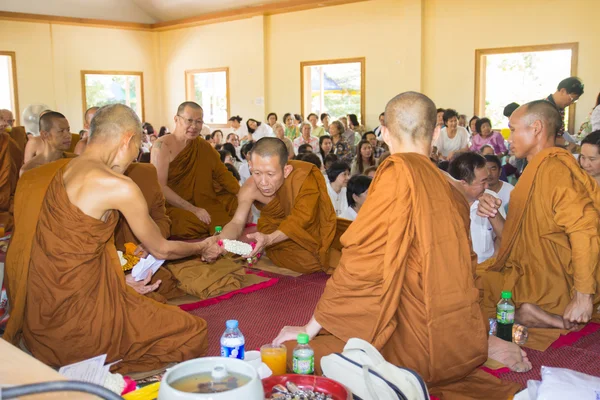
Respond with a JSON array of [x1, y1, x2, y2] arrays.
[[185, 67, 230, 128], [474, 43, 578, 133], [80, 70, 145, 122], [0, 51, 20, 126], [300, 57, 366, 127]]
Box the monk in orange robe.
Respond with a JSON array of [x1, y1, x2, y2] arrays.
[[273, 92, 526, 399], [74, 107, 98, 155], [0, 131, 22, 232], [4, 104, 210, 374], [151, 101, 240, 239], [20, 111, 76, 176], [204, 137, 340, 274], [478, 100, 600, 351], [0, 109, 27, 155]]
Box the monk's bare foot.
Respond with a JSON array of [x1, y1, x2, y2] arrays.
[[488, 335, 532, 373], [516, 303, 565, 329]]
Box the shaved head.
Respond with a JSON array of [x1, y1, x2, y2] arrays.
[[384, 92, 437, 142], [39, 111, 67, 132], [84, 106, 99, 126], [520, 100, 563, 138], [177, 101, 202, 116], [88, 104, 142, 145], [251, 137, 289, 169]]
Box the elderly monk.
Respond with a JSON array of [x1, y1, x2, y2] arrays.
[[20, 111, 75, 176], [273, 92, 525, 399], [4, 104, 209, 374], [0, 109, 26, 155], [74, 106, 98, 155], [205, 137, 340, 274], [0, 130, 22, 232], [478, 100, 600, 351], [151, 101, 240, 239]]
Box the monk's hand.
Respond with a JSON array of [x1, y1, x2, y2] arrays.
[[245, 232, 269, 257], [133, 244, 149, 259], [476, 193, 502, 218], [563, 291, 593, 329], [192, 207, 212, 225], [273, 326, 307, 346], [125, 271, 161, 295], [200, 236, 226, 262]]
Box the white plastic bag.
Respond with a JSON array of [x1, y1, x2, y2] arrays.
[[536, 366, 600, 400]]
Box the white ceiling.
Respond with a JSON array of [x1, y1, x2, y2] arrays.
[[1, 0, 288, 23]]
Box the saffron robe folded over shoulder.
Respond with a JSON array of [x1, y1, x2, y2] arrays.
[[256, 160, 339, 274], [0, 132, 22, 232], [114, 162, 184, 303], [167, 138, 240, 238], [312, 153, 520, 399], [482, 147, 600, 350], [68, 133, 80, 153], [9, 126, 27, 154], [4, 159, 207, 373]]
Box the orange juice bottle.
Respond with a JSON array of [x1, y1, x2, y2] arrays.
[[260, 344, 287, 376]]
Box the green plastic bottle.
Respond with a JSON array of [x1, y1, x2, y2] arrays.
[[214, 226, 223, 235], [292, 333, 314, 374], [496, 291, 515, 342]]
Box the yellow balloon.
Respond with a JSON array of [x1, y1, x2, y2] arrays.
[[501, 128, 511, 140]]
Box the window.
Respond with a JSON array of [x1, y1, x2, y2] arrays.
[[0, 51, 19, 125], [185, 68, 229, 126], [301, 58, 365, 125], [475, 43, 577, 131], [81, 71, 145, 121]]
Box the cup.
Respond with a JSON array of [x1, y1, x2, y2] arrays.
[[260, 343, 287, 376], [244, 350, 262, 369]]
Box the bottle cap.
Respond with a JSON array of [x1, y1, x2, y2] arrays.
[[297, 333, 310, 344], [211, 365, 228, 381], [215, 226, 223, 233], [226, 320, 238, 329], [501, 291, 512, 299]]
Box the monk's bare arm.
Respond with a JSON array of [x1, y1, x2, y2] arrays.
[[109, 178, 206, 260], [23, 137, 41, 163], [219, 180, 256, 240], [151, 139, 198, 213]]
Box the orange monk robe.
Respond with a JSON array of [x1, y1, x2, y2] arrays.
[[0, 132, 23, 232], [482, 147, 600, 350], [167, 138, 239, 238], [68, 133, 80, 153], [256, 160, 339, 274], [4, 159, 207, 374], [9, 126, 27, 154], [214, 180, 238, 217], [309, 154, 520, 399], [114, 163, 185, 303]]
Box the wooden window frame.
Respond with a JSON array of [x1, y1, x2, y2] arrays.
[[80, 70, 145, 122], [185, 67, 230, 128], [300, 57, 366, 127], [0, 51, 20, 126], [474, 43, 578, 133]]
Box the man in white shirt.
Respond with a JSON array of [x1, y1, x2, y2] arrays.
[[374, 112, 385, 138], [448, 152, 498, 263], [484, 155, 514, 217]]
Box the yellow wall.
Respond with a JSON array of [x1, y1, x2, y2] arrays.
[[1, 0, 599, 131]]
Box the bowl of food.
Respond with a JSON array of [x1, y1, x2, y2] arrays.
[[262, 374, 351, 400]]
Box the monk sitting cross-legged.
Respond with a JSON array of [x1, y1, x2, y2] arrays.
[[478, 100, 600, 350], [20, 111, 77, 177], [273, 92, 526, 399], [204, 137, 343, 275], [151, 101, 240, 239], [4, 104, 211, 374], [0, 130, 22, 232]]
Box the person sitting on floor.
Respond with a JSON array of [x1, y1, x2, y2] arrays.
[[363, 131, 385, 159], [4, 104, 210, 375], [0, 127, 22, 232], [326, 161, 350, 216], [74, 107, 98, 155], [151, 101, 240, 239], [478, 100, 600, 350], [485, 154, 514, 214], [470, 117, 508, 155], [204, 137, 345, 275], [579, 130, 600, 185], [339, 174, 371, 221], [480, 144, 495, 156], [363, 165, 377, 178], [272, 92, 527, 399], [293, 122, 319, 155], [435, 108, 470, 161], [350, 139, 375, 175], [272, 121, 295, 159]]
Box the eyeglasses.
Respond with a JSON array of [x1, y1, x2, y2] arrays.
[[177, 115, 204, 126], [568, 94, 578, 104]]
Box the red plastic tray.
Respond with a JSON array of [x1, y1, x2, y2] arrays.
[[262, 374, 351, 400]]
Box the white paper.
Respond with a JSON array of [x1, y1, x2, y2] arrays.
[[131, 255, 165, 282], [59, 354, 108, 385]]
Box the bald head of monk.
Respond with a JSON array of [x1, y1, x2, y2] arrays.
[[39, 111, 72, 152], [173, 101, 204, 140], [0, 109, 15, 131], [249, 137, 294, 197], [509, 100, 561, 161], [87, 104, 142, 174], [84, 107, 99, 130], [381, 91, 437, 154]]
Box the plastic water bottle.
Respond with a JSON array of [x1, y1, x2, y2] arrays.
[[214, 226, 222, 236], [293, 333, 314, 374], [220, 320, 245, 359], [496, 291, 515, 342]]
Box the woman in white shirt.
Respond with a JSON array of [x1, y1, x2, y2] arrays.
[[325, 161, 351, 216], [246, 118, 274, 142], [435, 109, 470, 160], [229, 115, 249, 142], [340, 175, 372, 221]]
